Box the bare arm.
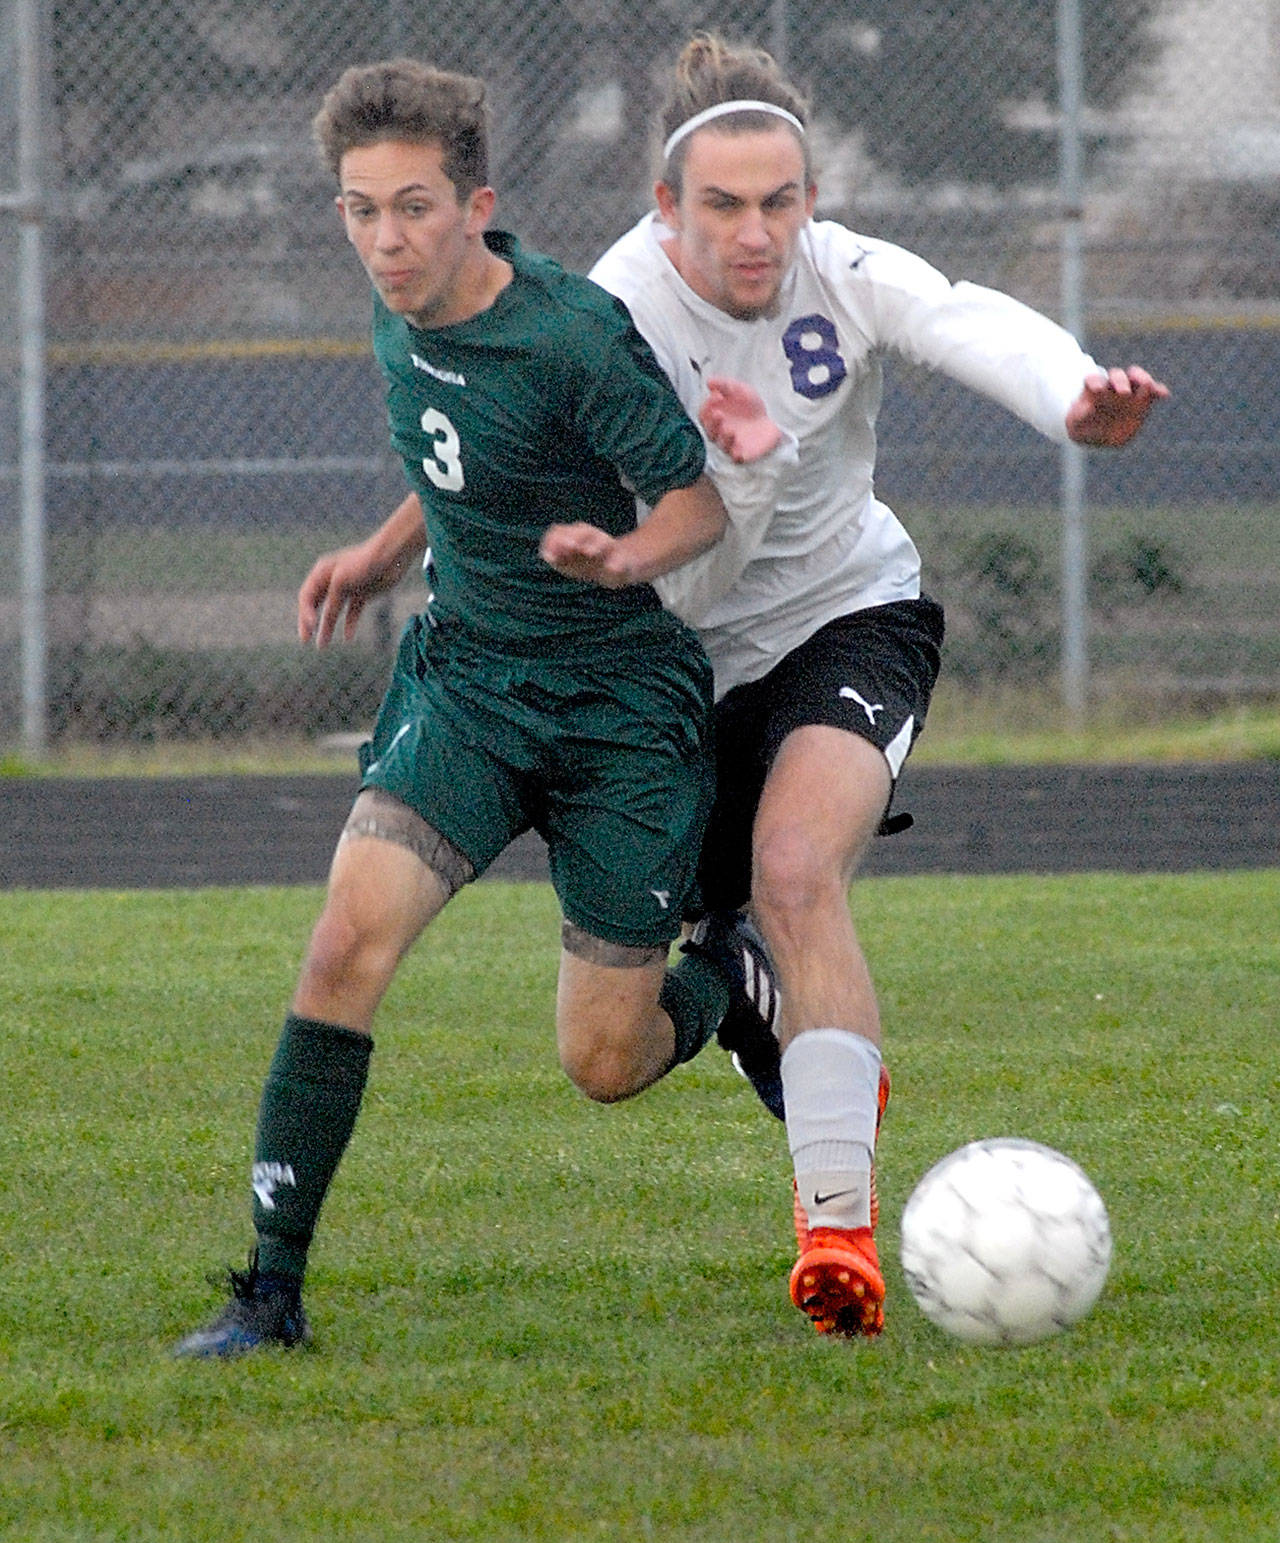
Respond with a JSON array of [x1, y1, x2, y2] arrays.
[[540, 381, 783, 588], [1065, 366, 1170, 448], [298, 492, 429, 647], [539, 474, 728, 588]]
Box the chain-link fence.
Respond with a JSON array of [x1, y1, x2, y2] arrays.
[[1, 0, 1277, 749]]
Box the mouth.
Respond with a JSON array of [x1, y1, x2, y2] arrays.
[[732, 261, 778, 285]]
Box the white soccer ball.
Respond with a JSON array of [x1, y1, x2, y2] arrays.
[[899, 1138, 1112, 1346]]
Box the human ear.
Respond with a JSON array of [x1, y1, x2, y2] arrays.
[[654, 181, 681, 229], [465, 184, 497, 235]]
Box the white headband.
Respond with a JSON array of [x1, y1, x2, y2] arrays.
[[662, 99, 805, 162]]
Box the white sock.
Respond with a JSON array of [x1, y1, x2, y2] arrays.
[[782, 1029, 883, 1233]]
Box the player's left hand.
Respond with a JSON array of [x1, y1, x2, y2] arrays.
[[1065, 366, 1170, 448], [540, 522, 636, 587], [700, 377, 784, 463]]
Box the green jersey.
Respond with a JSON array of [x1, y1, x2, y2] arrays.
[[373, 231, 708, 650]]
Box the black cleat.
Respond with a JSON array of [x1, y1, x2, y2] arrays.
[[683, 910, 784, 1120], [173, 1249, 309, 1359]]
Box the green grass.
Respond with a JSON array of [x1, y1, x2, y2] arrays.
[[5, 685, 1278, 779], [2, 496, 1275, 768], [2, 872, 1278, 1540], [24, 502, 1277, 598], [912, 687, 1280, 765], [36, 526, 371, 594], [0, 739, 362, 780]]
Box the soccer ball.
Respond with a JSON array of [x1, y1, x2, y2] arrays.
[[899, 1138, 1112, 1346]]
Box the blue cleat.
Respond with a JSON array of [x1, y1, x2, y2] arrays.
[[173, 1249, 309, 1359], [683, 909, 784, 1120]]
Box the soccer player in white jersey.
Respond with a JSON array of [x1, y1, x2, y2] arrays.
[[544, 33, 1168, 1339]]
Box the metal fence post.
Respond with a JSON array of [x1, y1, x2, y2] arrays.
[[1057, 0, 1088, 718], [769, 0, 789, 73], [0, 0, 47, 754]]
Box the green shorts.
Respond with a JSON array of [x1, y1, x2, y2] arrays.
[[359, 612, 715, 948]]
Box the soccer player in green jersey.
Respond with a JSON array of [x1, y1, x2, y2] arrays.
[[174, 58, 778, 1358]]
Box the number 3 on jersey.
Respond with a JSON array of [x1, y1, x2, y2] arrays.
[[782, 313, 847, 400], [420, 407, 464, 491]]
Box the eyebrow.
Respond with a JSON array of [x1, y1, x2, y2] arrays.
[[342, 183, 436, 202], [700, 179, 804, 202]]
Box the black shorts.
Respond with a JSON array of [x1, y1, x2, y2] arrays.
[[696, 596, 945, 913]]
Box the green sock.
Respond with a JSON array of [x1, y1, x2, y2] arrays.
[[251, 1013, 373, 1282], [660, 951, 730, 1065]]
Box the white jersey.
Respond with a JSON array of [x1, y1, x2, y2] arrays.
[[590, 214, 1098, 696]]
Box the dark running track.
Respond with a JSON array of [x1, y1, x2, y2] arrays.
[[1, 762, 1277, 891]]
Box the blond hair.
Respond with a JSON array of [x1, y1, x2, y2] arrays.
[[658, 34, 811, 194]]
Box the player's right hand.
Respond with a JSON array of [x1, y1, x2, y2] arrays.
[[700, 377, 783, 463], [299, 552, 371, 647]]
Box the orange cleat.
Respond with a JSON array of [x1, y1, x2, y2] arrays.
[[793, 1061, 891, 1253], [789, 1226, 886, 1337]]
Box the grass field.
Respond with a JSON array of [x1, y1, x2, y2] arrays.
[[6, 687, 1280, 780], [3, 870, 1278, 1540], [6, 496, 1277, 756], [29, 503, 1279, 597]]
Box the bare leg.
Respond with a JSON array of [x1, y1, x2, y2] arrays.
[[293, 818, 454, 1034], [750, 725, 890, 1048], [554, 932, 676, 1102], [750, 724, 893, 1337]]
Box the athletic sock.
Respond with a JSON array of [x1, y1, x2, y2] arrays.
[[251, 1013, 373, 1282], [783, 1029, 883, 1233], [659, 950, 731, 1065]]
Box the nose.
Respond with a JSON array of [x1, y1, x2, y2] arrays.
[[374, 210, 405, 251], [735, 206, 770, 251]]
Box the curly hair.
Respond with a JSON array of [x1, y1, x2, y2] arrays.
[[313, 58, 489, 196]]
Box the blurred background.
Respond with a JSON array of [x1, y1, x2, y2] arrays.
[[0, 0, 1276, 754]]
